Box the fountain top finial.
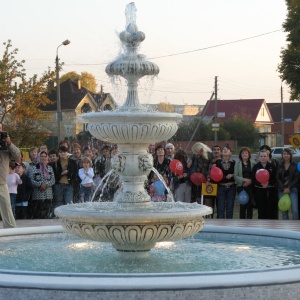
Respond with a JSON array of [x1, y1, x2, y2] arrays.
[[105, 2, 159, 110]]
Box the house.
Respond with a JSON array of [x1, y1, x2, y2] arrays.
[[267, 102, 300, 145], [41, 79, 117, 145], [200, 99, 277, 147]]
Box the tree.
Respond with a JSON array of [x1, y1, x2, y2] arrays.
[[60, 71, 97, 93], [171, 118, 230, 142], [0, 40, 55, 146], [278, 0, 300, 101], [222, 117, 259, 149]]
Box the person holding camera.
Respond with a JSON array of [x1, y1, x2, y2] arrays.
[[0, 123, 21, 228]]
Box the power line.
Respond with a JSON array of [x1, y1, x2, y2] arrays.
[[62, 29, 282, 66], [149, 30, 282, 59]]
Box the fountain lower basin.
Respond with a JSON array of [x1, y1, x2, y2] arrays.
[[55, 202, 212, 256], [1, 225, 300, 299]]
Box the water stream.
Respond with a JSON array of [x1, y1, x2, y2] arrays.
[[150, 167, 175, 202]]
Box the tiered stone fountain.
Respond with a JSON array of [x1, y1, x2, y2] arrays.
[[1, 4, 300, 300], [55, 2, 212, 256]]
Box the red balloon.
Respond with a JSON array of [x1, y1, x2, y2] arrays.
[[210, 167, 223, 182], [169, 159, 184, 175], [255, 169, 270, 184], [190, 172, 206, 186]]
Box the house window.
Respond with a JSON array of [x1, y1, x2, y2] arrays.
[[81, 103, 92, 113], [261, 108, 264, 116]]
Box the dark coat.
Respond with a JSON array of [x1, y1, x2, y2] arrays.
[[49, 158, 78, 184], [16, 173, 33, 203], [277, 161, 298, 191]]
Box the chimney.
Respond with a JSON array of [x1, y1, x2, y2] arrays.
[[78, 79, 81, 90], [48, 80, 55, 89]]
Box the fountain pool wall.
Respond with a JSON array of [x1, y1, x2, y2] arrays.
[[0, 225, 300, 299]]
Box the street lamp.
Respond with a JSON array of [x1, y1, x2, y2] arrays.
[[56, 39, 71, 144]]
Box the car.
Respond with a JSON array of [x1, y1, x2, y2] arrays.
[[270, 147, 300, 163]]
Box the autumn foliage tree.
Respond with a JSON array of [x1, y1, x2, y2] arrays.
[[60, 71, 97, 93], [0, 40, 55, 146], [156, 102, 175, 112]]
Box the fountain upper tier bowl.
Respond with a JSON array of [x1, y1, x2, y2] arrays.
[[82, 110, 182, 144]]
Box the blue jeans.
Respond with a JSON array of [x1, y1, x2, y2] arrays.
[[217, 185, 236, 219], [54, 184, 73, 206], [9, 193, 17, 216], [279, 188, 299, 220], [80, 186, 93, 202]]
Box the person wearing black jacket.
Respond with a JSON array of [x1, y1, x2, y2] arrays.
[[49, 146, 78, 211], [252, 150, 278, 219], [15, 162, 33, 219], [277, 148, 299, 220]]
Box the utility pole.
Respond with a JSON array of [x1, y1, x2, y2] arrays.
[[214, 76, 218, 142], [280, 84, 284, 147], [184, 91, 215, 151]]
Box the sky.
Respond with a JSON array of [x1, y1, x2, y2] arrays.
[[0, 0, 290, 106]]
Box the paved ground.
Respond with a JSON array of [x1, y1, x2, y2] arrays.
[[1, 218, 300, 232]]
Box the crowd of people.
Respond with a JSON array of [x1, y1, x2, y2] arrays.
[[0, 124, 121, 227], [147, 142, 300, 221], [0, 121, 299, 229]]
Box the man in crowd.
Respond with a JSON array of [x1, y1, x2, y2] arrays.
[[70, 143, 82, 203], [50, 145, 78, 210], [0, 123, 20, 228], [165, 143, 175, 160]]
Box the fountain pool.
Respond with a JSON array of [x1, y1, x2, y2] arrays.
[[2, 3, 299, 299], [0, 225, 300, 299]]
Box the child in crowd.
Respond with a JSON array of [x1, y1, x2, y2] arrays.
[[150, 173, 166, 202], [15, 162, 33, 219], [7, 161, 22, 217], [48, 149, 58, 163], [78, 157, 95, 202]]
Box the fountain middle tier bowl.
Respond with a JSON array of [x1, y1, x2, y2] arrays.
[[82, 110, 182, 144], [55, 202, 212, 255]]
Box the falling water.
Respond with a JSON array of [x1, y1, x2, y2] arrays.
[[150, 167, 175, 202], [91, 169, 115, 202]]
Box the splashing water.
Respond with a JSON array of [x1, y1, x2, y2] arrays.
[[125, 2, 137, 27], [151, 167, 174, 202], [91, 169, 115, 202]]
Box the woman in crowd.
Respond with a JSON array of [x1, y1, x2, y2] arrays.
[[187, 142, 210, 204], [252, 150, 277, 219], [277, 148, 299, 220], [151, 144, 171, 184], [215, 145, 236, 219], [234, 147, 255, 219], [205, 145, 222, 217], [28, 151, 55, 219], [171, 149, 191, 203]]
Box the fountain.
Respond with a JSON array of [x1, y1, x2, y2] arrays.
[[54, 2, 212, 256], [1, 3, 300, 299]]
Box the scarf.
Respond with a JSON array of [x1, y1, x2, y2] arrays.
[[40, 163, 49, 179]]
